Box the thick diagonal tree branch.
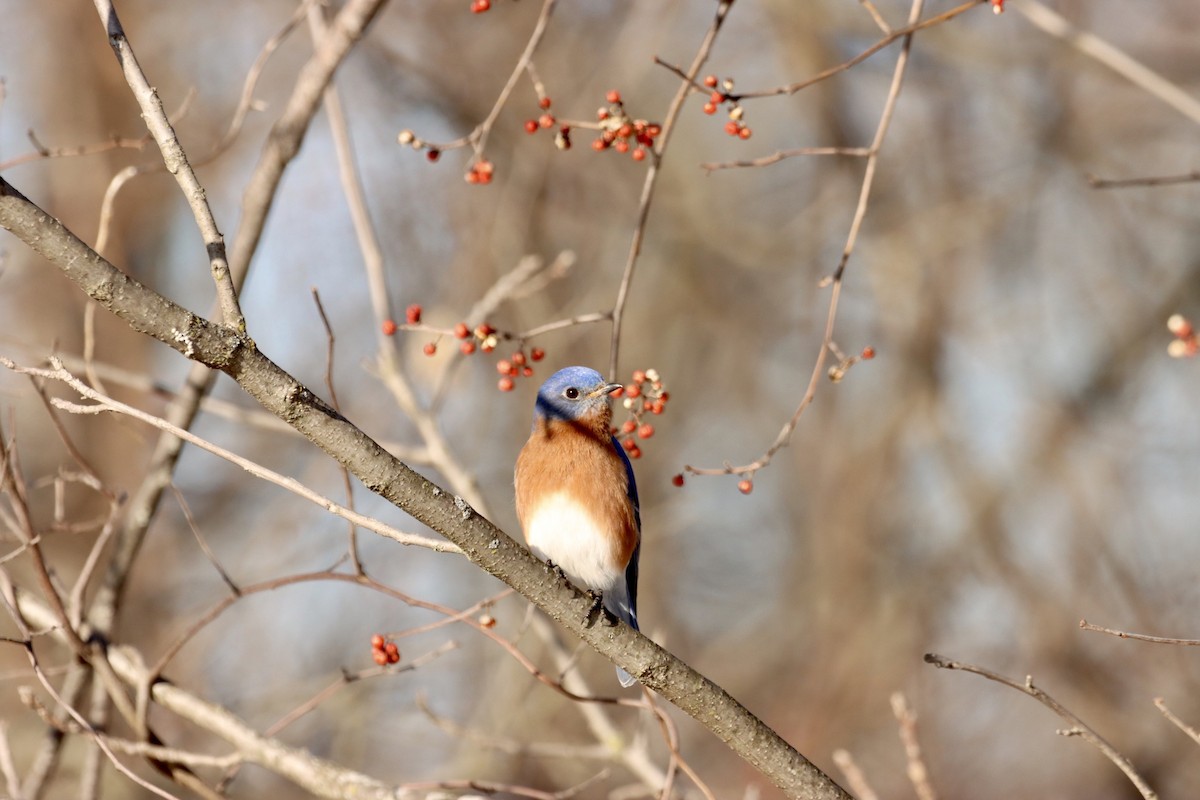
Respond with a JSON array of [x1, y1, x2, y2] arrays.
[[0, 176, 849, 800]]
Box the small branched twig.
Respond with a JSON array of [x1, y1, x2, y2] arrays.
[[925, 653, 1158, 800], [1079, 618, 1200, 645]]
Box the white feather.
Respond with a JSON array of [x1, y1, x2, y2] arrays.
[[525, 491, 623, 594]]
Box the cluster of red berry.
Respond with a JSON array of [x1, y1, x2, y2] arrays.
[[609, 368, 668, 461], [523, 96, 573, 151], [700, 75, 751, 140], [591, 90, 662, 160], [380, 304, 552, 388], [370, 634, 400, 666], [494, 347, 547, 392], [1168, 314, 1198, 358], [465, 159, 495, 185]]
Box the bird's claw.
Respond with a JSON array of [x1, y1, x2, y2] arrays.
[[544, 560, 568, 583], [583, 590, 606, 627]]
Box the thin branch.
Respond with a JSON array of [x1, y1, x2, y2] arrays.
[[702, 146, 871, 172], [1087, 170, 1200, 190], [1016, 0, 1200, 126], [686, 0, 924, 479], [0, 358, 459, 555], [609, 0, 735, 379], [831, 749, 879, 800], [1079, 618, 1200, 645], [91, 0, 244, 330], [1154, 697, 1200, 748], [891, 692, 936, 800], [925, 653, 1158, 800]]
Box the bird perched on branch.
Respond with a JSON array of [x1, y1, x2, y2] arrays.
[[515, 366, 641, 687]]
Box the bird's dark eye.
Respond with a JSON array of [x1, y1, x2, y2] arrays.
[[563, 387, 580, 400]]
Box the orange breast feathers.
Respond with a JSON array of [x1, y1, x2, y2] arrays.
[[514, 417, 640, 590]]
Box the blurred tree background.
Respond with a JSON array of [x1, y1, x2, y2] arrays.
[[1, 0, 1198, 798]]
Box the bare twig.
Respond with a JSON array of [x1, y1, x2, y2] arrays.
[[891, 692, 936, 800], [0, 358, 459, 554], [1154, 697, 1200, 748], [91, 0, 244, 330], [1088, 170, 1200, 190], [925, 653, 1158, 800], [1079, 618, 1200, 645], [831, 749, 879, 800], [1016, 0, 1200, 126]]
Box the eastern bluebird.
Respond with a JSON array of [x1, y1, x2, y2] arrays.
[[515, 366, 641, 688]]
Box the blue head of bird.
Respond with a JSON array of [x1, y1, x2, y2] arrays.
[[533, 366, 622, 431]]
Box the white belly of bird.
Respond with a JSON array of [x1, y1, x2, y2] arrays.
[[524, 491, 621, 593]]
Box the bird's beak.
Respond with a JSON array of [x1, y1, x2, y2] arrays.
[[588, 382, 622, 399]]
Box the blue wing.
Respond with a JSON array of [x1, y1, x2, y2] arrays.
[[611, 436, 640, 632]]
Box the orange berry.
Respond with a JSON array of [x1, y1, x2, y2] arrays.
[[621, 419, 637, 434], [651, 400, 665, 415], [861, 346, 876, 360], [423, 342, 437, 356], [498, 376, 515, 392], [606, 89, 622, 104], [710, 91, 724, 104], [471, 0, 490, 12], [522, 366, 533, 377], [511, 351, 527, 366], [638, 423, 654, 439], [405, 304, 422, 324], [530, 347, 545, 361], [724, 121, 739, 136], [382, 319, 398, 336], [625, 384, 641, 399], [371, 634, 385, 648], [539, 113, 555, 129], [627, 444, 642, 459], [592, 138, 607, 151], [703, 75, 718, 88], [453, 322, 470, 339], [703, 102, 717, 115], [738, 479, 753, 495], [460, 341, 476, 355], [671, 473, 685, 487], [738, 126, 752, 140], [622, 438, 636, 452], [372, 650, 389, 665], [496, 360, 512, 375], [632, 148, 646, 161], [614, 140, 629, 154], [631, 369, 646, 384]]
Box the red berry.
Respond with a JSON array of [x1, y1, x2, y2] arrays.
[[471, 0, 490, 12], [614, 140, 629, 154], [373, 650, 389, 666], [539, 96, 552, 110], [496, 359, 512, 375], [524, 119, 539, 134], [659, 391, 670, 402], [465, 170, 480, 184], [638, 423, 654, 439], [609, 386, 623, 398], [625, 384, 641, 399], [423, 342, 437, 356], [475, 323, 495, 337], [498, 376, 515, 392], [596, 108, 609, 121], [627, 444, 642, 459], [427, 148, 440, 161], [622, 438, 636, 452], [724, 121, 740, 136], [539, 113, 555, 129], [646, 123, 662, 137], [621, 419, 637, 434], [454, 322, 470, 339], [703, 102, 717, 115], [530, 347, 545, 362], [405, 304, 422, 324], [710, 91, 724, 104], [861, 346, 876, 360], [650, 400, 665, 415], [460, 341, 476, 355], [738, 126, 752, 140], [703, 75, 718, 88], [371, 634, 385, 648], [511, 351, 527, 366], [631, 369, 646, 384], [738, 479, 753, 495], [672, 473, 685, 487], [606, 89, 622, 104], [618, 123, 633, 138], [522, 366, 533, 377], [592, 138, 607, 151], [382, 319, 398, 336], [632, 148, 646, 161]]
